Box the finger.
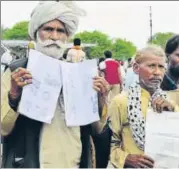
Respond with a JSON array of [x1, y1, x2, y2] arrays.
[[13, 72, 32, 84], [93, 80, 106, 89], [99, 82, 106, 93], [94, 78, 108, 92], [138, 162, 150, 168], [152, 99, 158, 112], [17, 70, 32, 79], [22, 74, 33, 80], [17, 80, 32, 87], [12, 71, 31, 82], [94, 83, 106, 93], [152, 97, 162, 112], [12, 68, 31, 79], [156, 99, 165, 113], [93, 86, 101, 92], [12, 67, 31, 76], [161, 102, 173, 112], [140, 158, 154, 168], [93, 81, 103, 86], [93, 76, 107, 84], [143, 155, 155, 163], [93, 78, 105, 84]]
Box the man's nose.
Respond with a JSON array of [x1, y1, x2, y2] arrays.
[[153, 67, 162, 76], [50, 31, 59, 41]]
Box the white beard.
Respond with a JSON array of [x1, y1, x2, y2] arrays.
[[35, 33, 66, 59]]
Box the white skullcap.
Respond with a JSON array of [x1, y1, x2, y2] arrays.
[[28, 1, 86, 40]]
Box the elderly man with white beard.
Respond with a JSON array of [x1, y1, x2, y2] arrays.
[[1, 1, 109, 168]]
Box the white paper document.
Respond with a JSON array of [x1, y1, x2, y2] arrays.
[[19, 49, 62, 123], [61, 59, 100, 126], [145, 110, 179, 168]]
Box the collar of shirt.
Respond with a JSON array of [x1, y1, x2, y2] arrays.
[[105, 58, 115, 61]]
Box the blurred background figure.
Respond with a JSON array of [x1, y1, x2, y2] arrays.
[[1, 44, 13, 75], [99, 50, 122, 103], [67, 38, 86, 62], [161, 35, 179, 106], [123, 57, 139, 90], [98, 57, 105, 77], [161, 35, 179, 91]]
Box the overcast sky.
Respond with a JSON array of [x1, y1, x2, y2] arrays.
[[1, 1, 179, 48]]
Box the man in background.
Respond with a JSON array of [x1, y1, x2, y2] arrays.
[[123, 57, 139, 90], [161, 35, 179, 91], [99, 50, 122, 102], [161, 35, 179, 106], [67, 38, 86, 62]]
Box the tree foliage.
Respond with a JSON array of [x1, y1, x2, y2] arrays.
[[74, 31, 136, 60], [3, 21, 29, 40], [74, 30, 112, 58], [148, 32, 175, 49], [111, 38, 136, 60]]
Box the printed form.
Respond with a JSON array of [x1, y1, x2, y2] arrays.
[[61, 59, 99, 126], [145, 110, 179, 168], [19, 49, 62, 123]]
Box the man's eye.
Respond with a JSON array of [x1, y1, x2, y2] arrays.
[[159, 65, 165, 69], [57, 28, 66, 33], [44, 27, 53, 32], [148, 64, 155, 68]]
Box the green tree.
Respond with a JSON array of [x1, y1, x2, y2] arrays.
[[148, 32, 175, 49], [74, 30, 112, 58], [111, 38, 136, 60], [3, 21, 29, 40]]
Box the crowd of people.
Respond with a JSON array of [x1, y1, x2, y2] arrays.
[[1, 1, 179, 168]]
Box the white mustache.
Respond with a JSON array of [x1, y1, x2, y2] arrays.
[[36, 31, 66, 49], [40, 40, 65, 48]]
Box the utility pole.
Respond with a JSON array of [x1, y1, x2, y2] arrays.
[[149, 6, 153, 43]]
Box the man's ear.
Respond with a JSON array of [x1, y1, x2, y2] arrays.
[[133, 62, 140, 75]]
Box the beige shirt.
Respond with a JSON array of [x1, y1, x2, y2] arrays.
[[1, 69, 82, 168], [67, 48, 86, 63]]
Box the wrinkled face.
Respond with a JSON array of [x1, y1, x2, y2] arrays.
[[133, 53, 166, 91], [36, 19, 68, 59], [169, 47, 179, 77]]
